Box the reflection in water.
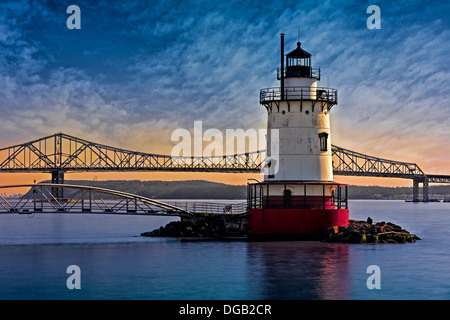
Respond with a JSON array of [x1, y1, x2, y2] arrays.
[[246, 241, 350, 299]]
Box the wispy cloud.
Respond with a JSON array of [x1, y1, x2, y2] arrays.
[[0, 0, 448, 175]]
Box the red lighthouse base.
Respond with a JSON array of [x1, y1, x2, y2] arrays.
[[248, 208, 349, 240], [246, 181, 349, 240]]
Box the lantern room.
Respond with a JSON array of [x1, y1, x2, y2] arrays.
[[285, 41, 319, 79]]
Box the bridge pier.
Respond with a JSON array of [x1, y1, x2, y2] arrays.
[[423, 177, 429, 202], [412, 177, 429, 202], [413, 178, 419, 202], [51, 170, 65, 199]]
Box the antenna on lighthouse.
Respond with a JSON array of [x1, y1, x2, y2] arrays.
[[280, 33, 285, 100]]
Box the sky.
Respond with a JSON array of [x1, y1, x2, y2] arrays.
[[0, 0, 449, 187]]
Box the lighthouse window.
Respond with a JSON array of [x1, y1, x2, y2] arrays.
[[319, 132, 328, 151]]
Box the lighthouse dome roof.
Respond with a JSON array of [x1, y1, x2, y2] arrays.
[[286, 42, 311, 58]]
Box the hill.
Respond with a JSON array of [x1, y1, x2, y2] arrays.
[[31, 180, 450, 200], [35, 180, 247, 200]]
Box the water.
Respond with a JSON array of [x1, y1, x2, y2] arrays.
[[0, 200, 449, 300]]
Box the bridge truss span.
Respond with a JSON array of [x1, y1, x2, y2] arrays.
[[427, 175, 450, 184], [331, 145, 425, 178], [0, 133, 265, 173], [0, 184, 190, 216], [0, 133, 430, 178]]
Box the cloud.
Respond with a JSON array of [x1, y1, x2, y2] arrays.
[[0, 0, 448, 176], [327, 19, 450, 171]]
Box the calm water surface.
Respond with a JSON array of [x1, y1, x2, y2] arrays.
[[0, 200, 449, 300]]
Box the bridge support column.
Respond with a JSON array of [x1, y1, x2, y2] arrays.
[[412, 177, 430, 202], [423, 177, 429, 202], [413, 178, 420, 202], [51, 170, 65, 199]]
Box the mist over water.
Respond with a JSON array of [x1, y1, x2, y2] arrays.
[[0, 200, 449, 300]]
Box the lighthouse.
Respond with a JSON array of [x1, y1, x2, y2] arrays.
[[247, 34, 349, 239]]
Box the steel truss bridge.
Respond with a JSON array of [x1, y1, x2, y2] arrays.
[[0, 133, 448, 203], [0, 183, 247, 216], [0, 184, 190, 216]]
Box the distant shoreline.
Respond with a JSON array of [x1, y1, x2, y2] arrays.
[[23, 180, 450, 201]]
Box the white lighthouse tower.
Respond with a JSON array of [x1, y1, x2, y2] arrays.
[[265, 36, 333, 182], [247, 34, 349, 239]]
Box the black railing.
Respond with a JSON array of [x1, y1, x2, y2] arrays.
[[166, 201, 247, 215], [247, 183, 263, 210], [247, 183, 348, 210], [260, 86, 338, 105], [334, 185, 348, 210], [277, 67, 321, 80]]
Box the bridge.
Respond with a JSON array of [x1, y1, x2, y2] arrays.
[[0, 133, 449, 202], [0, 183, 247, 216], [0, 183, 189, 216]]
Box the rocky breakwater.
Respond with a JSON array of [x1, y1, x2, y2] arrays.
[[141, 214, 246, 239], [326, 218, 421, 243]]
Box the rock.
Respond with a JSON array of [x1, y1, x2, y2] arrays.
[[325, 220, 421, 244], [365, 234, 376, 243], [366, 224, 375, 234], [327, 226, 339, 238], [378, 231, 406, 243], [348, 231, 363, 243], [141, 214, 232, 238]]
